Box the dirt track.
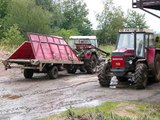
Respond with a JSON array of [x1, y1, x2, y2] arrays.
[[0, 52, 160, 120]]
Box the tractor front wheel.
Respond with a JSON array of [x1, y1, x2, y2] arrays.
[[98, 63, 111, 87], [85, 54, 97, 74], [24, 69, 34, 79], [134, 63, 148, 89], [48, 66, 58, 79]]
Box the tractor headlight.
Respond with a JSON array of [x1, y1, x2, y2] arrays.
[[129, 60, 133, 65]]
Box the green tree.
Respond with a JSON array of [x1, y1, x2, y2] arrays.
[[35, 0, 64, 32], [96, 0, 124, 44], [4, 0, 51, 35], [0, 0, 9, 18], [0, 0, 9, 38], [1, 24, 25, 46], [54, 28, 80, 40], [125, 9, 148, 28], [35, 0, 53, 11], [61, 0, 92, 35]]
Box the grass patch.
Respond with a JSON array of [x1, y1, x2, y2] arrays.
[[99, 44, 115, 54], [99, 45, 114, 59], [40, 102, 160, 120]]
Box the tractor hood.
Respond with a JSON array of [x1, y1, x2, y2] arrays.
[[112, 49, 134, 56]]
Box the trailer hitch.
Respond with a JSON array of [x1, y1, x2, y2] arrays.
[[2, 60, 11, 70]]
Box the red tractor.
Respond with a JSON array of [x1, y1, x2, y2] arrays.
[[68, 36, 109, 74], [98, 28, 160, 89]]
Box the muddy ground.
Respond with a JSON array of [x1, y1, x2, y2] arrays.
[[0, 51, 160, 120]]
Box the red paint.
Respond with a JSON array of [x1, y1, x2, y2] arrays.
[[113, 49, 134, 56], [9, 42, 35, 59], [147, 48, 155, 65], [76, 44, 93, 49], [84, 52, 91, 59], [111, 56, 125, 68]]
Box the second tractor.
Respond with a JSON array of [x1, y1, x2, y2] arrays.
[[98, 28, 160, 89]]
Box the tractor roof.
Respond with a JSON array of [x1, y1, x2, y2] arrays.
[[119, 28, 154, 33], [69, 36, 97, 40]]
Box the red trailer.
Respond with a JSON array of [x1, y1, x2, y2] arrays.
[[2, 33, 83, 79]]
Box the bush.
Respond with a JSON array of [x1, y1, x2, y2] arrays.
[[54, 28, 80, 40], [1, 24, 25, 46]]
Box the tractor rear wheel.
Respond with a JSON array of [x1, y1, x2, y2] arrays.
[[66, 65, 77, 74], [85, 54, 97, 74], [24, 69, 34, 79], [98, 63, 111, 87], [48, 66, 58, 79], [154, 54, 160, 82], [134, 63, 148, 89]]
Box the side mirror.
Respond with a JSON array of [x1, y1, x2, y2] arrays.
[[155, 37, 159, 43]]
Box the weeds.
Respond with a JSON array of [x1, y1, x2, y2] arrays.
[[41, 102, 160, 120]]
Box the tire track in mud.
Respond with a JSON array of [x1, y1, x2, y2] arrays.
[[1, 59, 160, 120], [22, 80, 97, 112], [0, 74, 98, 119], [137, 90, 160, 103]]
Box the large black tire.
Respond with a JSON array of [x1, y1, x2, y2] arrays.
[[66, 65, 77, 74], [48, 66, 58, 79], [79, 66, 86, 73], [85, 54, 97, 74], [24, 69, 34, 79], [98, 63, 111, 87], [134, 63, 148, 89], [154, 54, 160, 82]]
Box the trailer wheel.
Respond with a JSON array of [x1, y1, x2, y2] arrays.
[[66, 65, 77, 74], [85, 54, 97, 74], [24, 69, 34, 79], [48, 66, 58, 79], [134, 63, 148, 89], [155, 54, 160, 82], [79, 66, 86, 73], [98, 63, 111, 87]]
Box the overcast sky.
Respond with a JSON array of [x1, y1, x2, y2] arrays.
[[84, 0, 160, 33]]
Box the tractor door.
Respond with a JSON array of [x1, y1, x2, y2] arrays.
[[146, 34, 156, 65], [135, 33, 145, 58]]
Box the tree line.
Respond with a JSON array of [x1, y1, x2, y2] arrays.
[[0, 0, 147, 46]]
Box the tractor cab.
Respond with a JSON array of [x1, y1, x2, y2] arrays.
[[98, 28, 159, 89], [68, 36, 98, 50], [117, 28, 155, 57]]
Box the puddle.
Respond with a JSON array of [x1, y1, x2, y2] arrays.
[[1, 94, 22, 100]]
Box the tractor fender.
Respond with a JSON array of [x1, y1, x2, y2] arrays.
[[84, 50, 98, 60], [136, 59, 148, 66]]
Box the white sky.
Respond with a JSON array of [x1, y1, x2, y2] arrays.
[[84, 0, 160, 33]]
